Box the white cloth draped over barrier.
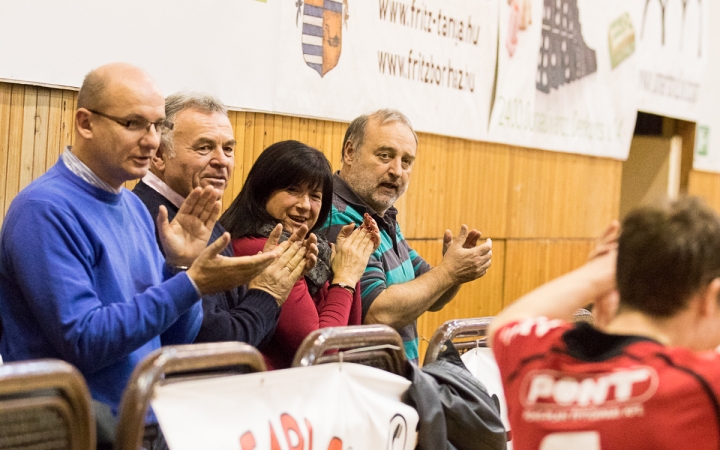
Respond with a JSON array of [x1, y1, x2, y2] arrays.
[[0, 0, 718, 166], [151, 362, 418, 450]]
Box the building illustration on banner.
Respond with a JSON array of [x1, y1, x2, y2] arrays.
[[536, 0, 597, 93], [640, 0, 702, 56], [296, 0, 348, 77]]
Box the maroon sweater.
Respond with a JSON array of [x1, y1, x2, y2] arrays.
[[232, 236, 362, 369]]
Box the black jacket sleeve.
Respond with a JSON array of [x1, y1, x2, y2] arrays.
[[193, 286, 280, 348]]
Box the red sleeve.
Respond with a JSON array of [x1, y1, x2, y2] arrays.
[[233, 237, 356, 355], [492, 317, 572, 380]]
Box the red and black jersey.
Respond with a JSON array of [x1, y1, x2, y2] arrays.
[[492, 317, 720, 450]]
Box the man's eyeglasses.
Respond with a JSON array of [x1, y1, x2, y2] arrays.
[[88, 110, 174, 133]]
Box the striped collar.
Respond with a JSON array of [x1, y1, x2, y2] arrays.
[[62, 147, 121, 194]]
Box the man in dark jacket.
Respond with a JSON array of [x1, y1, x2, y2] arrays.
[[133, 92, 304, 347]]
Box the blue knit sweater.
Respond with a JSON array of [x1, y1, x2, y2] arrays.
[[0, 157, 202, 414]]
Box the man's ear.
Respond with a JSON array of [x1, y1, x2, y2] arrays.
[[152, 143, 167, 172], [700, 278, 720, 317], [343, 140, 356, 164], [75, 108, 93, 139]]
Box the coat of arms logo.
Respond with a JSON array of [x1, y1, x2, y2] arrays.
[[296, 0, 349, 77]]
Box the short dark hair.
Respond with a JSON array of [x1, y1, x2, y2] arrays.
[[220, 140, 333, 238], [617, 197, 720, 317]]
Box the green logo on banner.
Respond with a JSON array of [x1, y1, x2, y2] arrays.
[[696, 125, 710, 156], [608, 13, 635, 69]]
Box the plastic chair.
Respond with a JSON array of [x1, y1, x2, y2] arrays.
[[292, 324, 408, 377], [0, 359, 95, 450], [114, 342, 266, 450]]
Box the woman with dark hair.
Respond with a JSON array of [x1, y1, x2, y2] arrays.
[[220, 140, 379, 369]]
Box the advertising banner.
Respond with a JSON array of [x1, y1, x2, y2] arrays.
[[633, 0, 708, 121], [690, 0, 720, 172], [151, 362, 419, 450], [487, 0, 639, 159], [0, 0, 715, 160], [0, 0, 498, 142], [273, 0, 498, 141]]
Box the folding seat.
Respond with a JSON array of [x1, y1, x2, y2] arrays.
[[0, 359, 95, 450]]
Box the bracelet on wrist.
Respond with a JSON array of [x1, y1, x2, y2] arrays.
[[167, 264, 190, 275], [329, 282, 356, 295]]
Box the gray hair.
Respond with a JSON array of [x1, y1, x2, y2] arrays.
[[161, 91, 229, 157], [341, 109, 418, 161]]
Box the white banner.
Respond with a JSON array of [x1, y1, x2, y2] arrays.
[[273, 0, 498, 141], [151, 362, 419, 450], [691, 0, 720, 172], [2, 0, 716, 160], [487, 0, 639, 159], [633, 0, 708, 121], [0, 0, 497, 142]]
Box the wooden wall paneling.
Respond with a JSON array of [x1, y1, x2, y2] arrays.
[[62, 90, 76, 148], [289, 116, 301, 141], [252, 113, 266, 162], [448, 140, 510, 239], [297, 117, 308, 145], [507, 147, 622, 238], [307, 118, 320, 150], [506, 147, 554, 238], [327, 121, 345, 170], [313, 119, 326, 155], [18, 86, 37, 193], [261, 113, 275, 150], [403, 133, 447, 239], [688, 170, 720, 213], [45, 90, 65, 171], [225, 111, 245, 208], [278, 114, 291, 141], [503, 240, 549, 306], [413, 238, 506, 360], [503, 239, 595, 306], [4, 85, 26, 217], [0, 83, 12, 223], [31, 88, 50, 179], [241, 112, 258, 199]]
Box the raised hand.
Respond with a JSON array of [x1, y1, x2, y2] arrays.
[[158, 186, 222, 267], [331, 223, 377, 287], [588, 220, 620, 327], [249, 240, 309, 306], [588, 220, 620, 260], [439, 225, 492, 284], [259, 224, 318, 274], [186, 233, 282, 296]]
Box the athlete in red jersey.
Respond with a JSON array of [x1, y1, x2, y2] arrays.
[[489, 197, 720, 450]]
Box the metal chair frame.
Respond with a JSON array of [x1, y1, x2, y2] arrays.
[[0, 359, 95, 450], [292, 324, 408, 377], [423, 309, 594, 365], [114, 342, 266, 450]]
